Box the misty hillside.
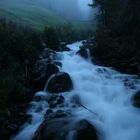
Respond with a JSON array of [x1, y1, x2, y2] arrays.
[[0, 0, 94, 30]]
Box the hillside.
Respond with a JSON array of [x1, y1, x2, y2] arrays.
[[0, 0, 94, 30]]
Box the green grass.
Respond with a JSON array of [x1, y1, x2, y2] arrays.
[[0, 2, 93, 31]]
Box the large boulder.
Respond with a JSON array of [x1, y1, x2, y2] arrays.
[[47, 72, 73, 93], [32, 110, 72, 140], [33, 110, 98, 140]]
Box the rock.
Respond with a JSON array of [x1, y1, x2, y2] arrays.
[[33, 111, 71, 140], [45, 109, 53, 117], [47, 72, 73, 93], [48, 95, 64, 104], [33, 46, 60, 91], [82, 38, 95, 47], [77, 47, 89, 59], [33, 92, 47, 102], [53, 61, 62, 67], [133, 91, 140, 108], [34, 63, 59, 91], [33, 116, 98, 140], [59, 42, 71, 52], [45, 63, 59, 78], [75, 119, 98, 140], [123, 79, 136, 89]]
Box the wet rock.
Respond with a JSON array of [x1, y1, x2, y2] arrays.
[[47, 72, 73, 93], [33, 47, 60, 91], [48, 95, 64, 104], [45, 63, 59, 77], [49, 101, 58, 108], [45, 109, 53, 117], [33, 92, 47, 102], [34, 63, 59, 91], [33, 116, 98, 140], [133, 90, 140, 108], [53, 61, 62, 67], [48, 94, 64, 108], [82, 38, 95, 47], [123, 79, 136, 89], [33, 111, 71, 140], [75, 119, 98, 140], [77, 47, 89, 59]]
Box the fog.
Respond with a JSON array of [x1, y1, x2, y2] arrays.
[[41, 0, 94, 21], [0, 0, 96, 21]]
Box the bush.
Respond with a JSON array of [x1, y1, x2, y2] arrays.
[[0, 18, 42, 111]]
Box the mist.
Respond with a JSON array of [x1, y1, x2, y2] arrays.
[[40, 0, 94, 21], [0, 0, 96, 21]]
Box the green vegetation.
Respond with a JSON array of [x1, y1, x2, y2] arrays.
[[0, 18, 42, 112], [43, 24, 93, 50], [91, 0, 140, 74], [0, 18, 93, 117]]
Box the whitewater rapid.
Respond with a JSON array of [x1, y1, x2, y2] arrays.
[[12, 42, 140, 140]]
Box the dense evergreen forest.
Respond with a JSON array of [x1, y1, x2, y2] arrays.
[[91, 0, 140, 74]]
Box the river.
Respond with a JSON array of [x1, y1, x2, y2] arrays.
[[12, 41, 140, 140]]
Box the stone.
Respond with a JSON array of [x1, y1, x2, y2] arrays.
[[77, 47, 89, 59], [34, 63, 59, 91], [75, 119, 98, 140], [48, 94, 64, 108], [32, 117, 98, 140], [47, 72, 73, 93], [33, 111, 72, 140]]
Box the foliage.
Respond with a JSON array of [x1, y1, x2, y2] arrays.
[[0, 18, 42, 111], [0, 18, 93, 116], [92, 0, 140, 73], [43, 24, 93, 50]]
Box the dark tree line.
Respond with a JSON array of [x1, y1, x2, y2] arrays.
[[92, 0, 140, 74]]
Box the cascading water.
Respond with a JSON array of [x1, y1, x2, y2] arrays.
[[12, 41, 140, 140]]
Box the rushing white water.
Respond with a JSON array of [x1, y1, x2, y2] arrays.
[[12, 42, 140, 140], [11, 91, 49, 140]]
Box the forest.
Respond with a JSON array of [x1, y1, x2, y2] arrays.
[[92, 0, 140, 74]]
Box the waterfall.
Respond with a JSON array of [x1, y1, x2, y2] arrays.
[[12, 41, 140, 140]]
